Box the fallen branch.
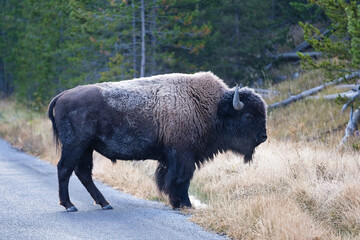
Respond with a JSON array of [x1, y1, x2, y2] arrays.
[[293, 40, 312, 53], [307, 90, 359, 100], [254, 88, 280, 99], [339, 107, 360, 147], [338, 86, 360, 147], [341, 87, 360, 113], [334, 84, 358, 90], [293, 28, 330, 52], [264, 27, 331, 68], [267, 52, 322, 61], [268, 72, 360, 109]]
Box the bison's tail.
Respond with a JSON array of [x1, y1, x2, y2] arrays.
[[47, 92, 65, 148]]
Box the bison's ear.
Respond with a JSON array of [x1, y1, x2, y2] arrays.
[[218, 92, 237, 117]]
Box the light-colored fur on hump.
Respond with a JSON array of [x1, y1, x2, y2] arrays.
[[97, 72, 228, 147]]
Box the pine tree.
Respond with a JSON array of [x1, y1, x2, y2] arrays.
[[298, 1, 360, 78], [200, 0, 310, 86], [0, 0, 330, 105], [153, 0, 212, 74], [298, 0, 360, 147]]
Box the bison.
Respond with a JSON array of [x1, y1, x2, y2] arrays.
[[48, 72, 267, 212]]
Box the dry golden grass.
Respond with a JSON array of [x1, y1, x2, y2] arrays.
[[92, 155, 167, 202], [0, 100, 58, 163], [266, 69, 354, 148], [267, 69, 326, 104], [0, 68, 359, 240], [191, 140, 360, 239], [268, 99, 347, 145]]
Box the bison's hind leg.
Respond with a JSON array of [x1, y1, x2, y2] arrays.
[[57, 145, 85, 212], [74, 147, 112, 210]]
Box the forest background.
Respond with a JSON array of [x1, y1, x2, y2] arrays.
[[0, 0, 325, 106]]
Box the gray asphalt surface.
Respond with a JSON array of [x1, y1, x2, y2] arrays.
[[0, 139, 226, 240]]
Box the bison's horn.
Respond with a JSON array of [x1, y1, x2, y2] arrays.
[[233, 84, 244, 111]]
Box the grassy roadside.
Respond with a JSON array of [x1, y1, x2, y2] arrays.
[[191, 141, 360, 239], [266, 68, 359, 149], [0, 71, 359, 239]]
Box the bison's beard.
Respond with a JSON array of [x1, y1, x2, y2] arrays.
[[232, 145, 256, 164], [243, 147, 255, 164], [230, 138, 258, 164]]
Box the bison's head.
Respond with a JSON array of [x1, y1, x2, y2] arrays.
[[218, 85, 267, 163]]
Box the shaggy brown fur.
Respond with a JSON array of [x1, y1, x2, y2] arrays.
[[97, 72, 227, 148]]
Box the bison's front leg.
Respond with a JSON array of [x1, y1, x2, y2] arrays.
[[157, 148, 195, 209], [170, 180, 191, 208]]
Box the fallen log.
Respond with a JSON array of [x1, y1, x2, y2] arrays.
[[267, 51, 322, 61], [341, 87, 360, 113], [339, 107, 360, 147], [268, 72, 360, 109], [293, 28, 330, 52], [254, 88, 280, 99], [334, 84, 358, 90], [307, 90, 359, 100]]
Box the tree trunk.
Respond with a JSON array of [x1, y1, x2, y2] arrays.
[[132, 0, 137, 78], [140, 0, 146, 78], [150, 0, 157, 76], [235, 9, 241, 72], [0, 56, 5, 96]]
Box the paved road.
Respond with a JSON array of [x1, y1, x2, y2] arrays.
[[0, 139, 225, 240]]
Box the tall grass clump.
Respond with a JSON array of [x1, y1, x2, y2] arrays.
[[190, 139, 360, 239], [0, 100, 57, 161]]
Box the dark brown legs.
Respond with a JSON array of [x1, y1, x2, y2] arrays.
[[57, 146, 111, 212]]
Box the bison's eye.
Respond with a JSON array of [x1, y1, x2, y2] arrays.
[[243, 113, 253, 120]]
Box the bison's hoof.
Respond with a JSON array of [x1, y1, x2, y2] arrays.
[[66, 206, 78, 212], [180, 205, 192, 210], [102, 204, 113, 210], [173, 205, 192, 211]]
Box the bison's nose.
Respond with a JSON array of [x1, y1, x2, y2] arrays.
[[260, 134, 267, 143]]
